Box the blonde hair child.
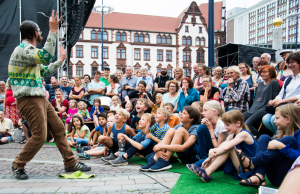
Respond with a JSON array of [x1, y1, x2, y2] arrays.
[[110, 96, 120, 111], [77, 101, 91, 121], [151, 93, 162, 114]]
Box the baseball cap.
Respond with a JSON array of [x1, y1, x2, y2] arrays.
[[104, 67, 110, 71]]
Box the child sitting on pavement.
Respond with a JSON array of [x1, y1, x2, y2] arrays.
[[109, 113, 156, 166], [130, 98, 150, 134], [163, 103, 180, 128], [89, 97, 104, 127], [67, 115, 90, 147], [141, 106, 200, 172], [87, 113, 107, 146]]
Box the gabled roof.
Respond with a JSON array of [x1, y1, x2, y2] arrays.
[[85, 12, 180, 33], [177, 1, 223, 31]]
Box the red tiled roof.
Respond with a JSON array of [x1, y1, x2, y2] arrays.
[[177, 2, 223, 31], [86, 12, 180, 33]]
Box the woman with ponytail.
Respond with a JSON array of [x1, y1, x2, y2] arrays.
[[236, 103, 300, 188], [186, 100, 227, 169], [187, 110, 257, 183]]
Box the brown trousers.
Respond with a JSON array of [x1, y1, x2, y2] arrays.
[[13, 96, 77, 169]]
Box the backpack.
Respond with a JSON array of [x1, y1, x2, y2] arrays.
[[14, 128, 25, 143]]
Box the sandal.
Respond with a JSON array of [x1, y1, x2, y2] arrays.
[[235, 147, 252, 173], [20, 139, 27, 144], [239, 174, 265, 189], [193, 166, 211, 183]]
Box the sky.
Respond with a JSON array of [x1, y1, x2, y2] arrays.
[[94, 0, 262, 18]]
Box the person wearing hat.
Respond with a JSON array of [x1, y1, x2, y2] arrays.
[[100, 67, 110, 86], [280, 50, 293, 61]]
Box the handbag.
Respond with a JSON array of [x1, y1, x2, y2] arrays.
[[14, 128, 25, 143]]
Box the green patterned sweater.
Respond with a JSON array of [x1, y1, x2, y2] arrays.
[[8, 31, 62, 98]]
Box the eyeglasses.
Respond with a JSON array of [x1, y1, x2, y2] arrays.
[[169, 85, 176, 88], [182, 81, 189, 84], [260, 71, 269, 74], [161, 68, 167, 70]]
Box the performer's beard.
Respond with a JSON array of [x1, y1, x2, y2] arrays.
[[36, 35, 43, 44]]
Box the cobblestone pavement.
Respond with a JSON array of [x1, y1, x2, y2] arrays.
[[0, 143, 180, 194]]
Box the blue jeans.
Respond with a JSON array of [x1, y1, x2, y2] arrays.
[[262, 114, 277, 135], [67, 138, 89, 146]]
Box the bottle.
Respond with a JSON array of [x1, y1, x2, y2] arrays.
[[118, 140, 125, 153]]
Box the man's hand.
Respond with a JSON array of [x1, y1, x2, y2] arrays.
[[59, 46, 66, 62], [228, 78, 234, 87], [295, 100, 300, 108], [125, 85, 131, 90], [49, 10, 62, 34]]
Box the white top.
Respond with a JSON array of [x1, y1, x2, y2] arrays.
[[107, 83, 120, 95], [0, 118, 14, 137], [276, 73, 300, 100], [214, 118, 228, 139], [110, 104, 120, 111]]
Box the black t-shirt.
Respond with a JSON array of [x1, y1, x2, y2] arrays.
[[199, 87, 220, 100], [128, 90, 153, 101], [154, 75, 174, 88]]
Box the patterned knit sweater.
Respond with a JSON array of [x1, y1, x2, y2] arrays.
[[8, 31, 62, 98]]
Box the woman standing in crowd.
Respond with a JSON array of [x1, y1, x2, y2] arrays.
[[238, 63, 256, 105], [256, 60, 269, 83], [69, 75, 85, 102], [0, 81, 6, 111], [69, 80, 75, 88], [277, 61, 293, 81], [220, 69, 229, 90], [212, 67, 222, 87], [116, 70, 123, 84], [194, 65, 210, 91], [186, 100, 227, 169], [4, 78, 19, 126], [176, 77, 200, 113], [51, 89, 68, 122], [174, 67, 184, 86], [106, 75, 120, 97], [243, 65, 280, 138], [200, 76, 220, 103], [263, 52, 300, 135], [161, 80, 180, 112], [136, 69, 142, 78], [237, 104, 300, 188]]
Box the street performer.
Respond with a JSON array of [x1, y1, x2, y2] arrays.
[[8, 10, 91, 180]]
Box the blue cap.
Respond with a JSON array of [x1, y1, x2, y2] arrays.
[[104, 67, 110, 70]]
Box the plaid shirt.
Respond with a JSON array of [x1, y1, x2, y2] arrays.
[[223, 78, 250, 112], [150, 123, 170, 140]]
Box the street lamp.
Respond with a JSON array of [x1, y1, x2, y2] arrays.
[[92, 3, 114, 70]]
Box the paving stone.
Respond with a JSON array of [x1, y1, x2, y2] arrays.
[[90, 185, 122, 192], [24, 187, 59, 193], [101, 176, 129, 181], [105, 179, 135, 186], [14, 183, 47, 188], [134, 178, 165, 184], [162, 177, 179, 182], [129, 175, 156, 179], [43, 182, 75, 187], [73, 181, 104, 187], [56, 186, 91, 193], [122, 183, 154, 190], [0, 187, 28, 193]]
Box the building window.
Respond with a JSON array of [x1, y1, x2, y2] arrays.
[[91, 66, 98, 77], [183, 51, 191, 62], [199, 27, 202, 33], [97, 31, 101, 39], [167, 36, 171, 44], [200, 38, 205, 46], [122, 32, 126, 41], [185, 26, 189, 32], [103, 31, 108, 40], [218, 37, 221, 44], [187, 36, 192, 45], [167, 69, 172, 77], [116, 32, 121, 41], [144, 50, 150, 60], [103, 47, 108, 59], [68, 65, 73, 77], [91, 47, 98, 58], [166, 51, 172, 61], [117, 49, 126, 59], [162, 35, 166, 44], [140, 34, 144, 42], [91, 30, 96, 40], [134, 49, 140, 60], [76, 46, 83, 58], [157, 50, 163, 61], [134, 33, 139, 42], [145, 34, 149, 43], [157, 35, 161, 44], [196, 37, 200, 46], [182, 36, 187, 45], [197, 52, 205, 63], [184, 68, 191, 77], [76, 66, 83, 77]]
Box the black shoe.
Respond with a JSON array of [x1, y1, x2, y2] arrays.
[[12, 165, 28, 180], [65, 162, 91, 172]]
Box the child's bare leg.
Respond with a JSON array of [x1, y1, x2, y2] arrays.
[[92, 132, 100, 145], [65, 123, 68, 132], [93, 115, 99, 127], [205, 148, 233, 176], [85, 149, 104, 156]]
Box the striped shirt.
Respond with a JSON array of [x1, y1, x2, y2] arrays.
[[150, 123, 170, 140]]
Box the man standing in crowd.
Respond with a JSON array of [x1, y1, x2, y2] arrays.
[[280, 50, 292, 61], [251, 57, 260, 79], [154, 64, 174, 94], [82, 74, 91, 103], [118, 66, 138, 100], [192, 64, 200, 83], [223, 66, 250, 112], [60, 75, 71, 100], [136, 66, 153, 93], [100, 71, 104, 78], [261, 53, 278, 72], [88, 70, 105, 104], [46, 78, 62, 103], [0, 111, 14, 144], [8, 11, 90, 180], [100, 67, 110, 86]]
